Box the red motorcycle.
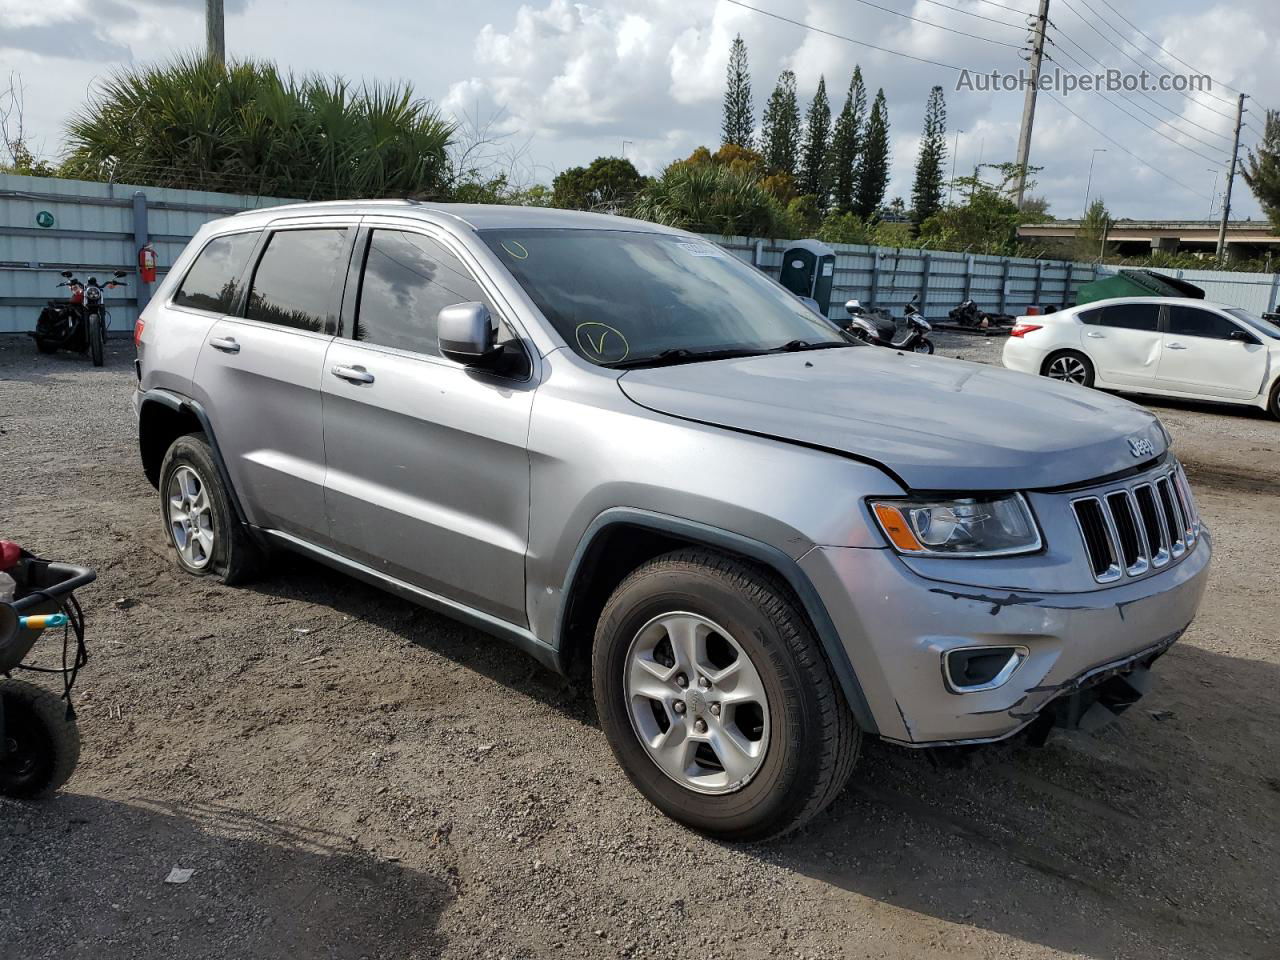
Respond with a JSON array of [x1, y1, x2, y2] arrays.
[[31, 270, 127, 366]]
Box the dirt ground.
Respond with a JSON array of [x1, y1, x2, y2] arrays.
[[1, 332, 1277, 960]]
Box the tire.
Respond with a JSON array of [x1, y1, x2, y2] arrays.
[[159, 432, 262, 584], [0, 679, 80, 799], [89, 317, 104, 367], [35, 338, 58, 355], [592, 549, 861, 841], [1268, 379, 1280, 421], [913, 338, 935, 355], [1042, 349, 1095, 387]]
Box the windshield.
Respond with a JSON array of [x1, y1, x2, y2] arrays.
[[1225, 307, 1280, 340], [480, 228, 850, 366]]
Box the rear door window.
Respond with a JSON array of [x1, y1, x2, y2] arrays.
[[1097, 303, 1160, 331], [353, 230, 497, 357], [172, 231, 259, 314], [1166, 306, 1246, 341], [244, 228, 349, 333]]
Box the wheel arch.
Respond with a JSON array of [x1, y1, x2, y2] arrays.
[[554, 508, 879, 734], [138, 389, 249, 526]]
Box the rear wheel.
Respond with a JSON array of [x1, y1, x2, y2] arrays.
[[592, 549, 861, 841], [159, 433, 262, 584], [913, 338, 934, 355], [89, 316, 104, 367], [0, 679, 80, 799], [1268, 379, 1280, 420], [34, 339, 58, 354], [1043, 349, 1094, 387]]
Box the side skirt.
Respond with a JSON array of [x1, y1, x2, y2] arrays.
[[262, 529, 563, 674]]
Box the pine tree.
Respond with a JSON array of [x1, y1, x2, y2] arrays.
[[828, 67, 867, 215], [854, 89, 890, 220], [799, 76, 832, 207], [1243, 108, 1280, 233], [721, 34, 754, 149], [910, 86, 947, 228], [760, 70, 801, 176]]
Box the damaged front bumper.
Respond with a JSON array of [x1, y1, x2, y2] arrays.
[[799, 530, 1212, 746]]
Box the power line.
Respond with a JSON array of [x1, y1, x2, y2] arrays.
[[970, 0, 1036, 13], [832, 0, 1025, 49], [1043, 92, 1211, 200], [1055, 0, 1238, 120], [912, 0, 1027, 31], [1047, 28, 1235, 147], [1094, 0, 1244, 100], [720, 0, 973, 71]]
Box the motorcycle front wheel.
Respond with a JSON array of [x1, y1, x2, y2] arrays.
[[89, 316, 104, 367], [913, 338, 935, 355]]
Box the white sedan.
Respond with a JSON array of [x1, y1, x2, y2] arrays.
[[1002, 296, 1280, 419]]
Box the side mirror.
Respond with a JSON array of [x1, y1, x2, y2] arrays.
[[114, 270, 127, 278], [61, 270, 73, 278], [438, 302, 500, 365], [1229, 329, 1257, 344]]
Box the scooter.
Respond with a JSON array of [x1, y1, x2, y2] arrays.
[[0, 545, 95, 799], [845, 295, 934, 354], [31, 270, 126, 366]]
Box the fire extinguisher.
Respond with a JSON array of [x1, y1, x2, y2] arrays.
[[138, 243, 158, 284]]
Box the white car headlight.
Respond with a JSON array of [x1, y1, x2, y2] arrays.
[[870, 493, 1041, 557]]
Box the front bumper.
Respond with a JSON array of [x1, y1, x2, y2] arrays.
[[800, 530, 1212, 745]]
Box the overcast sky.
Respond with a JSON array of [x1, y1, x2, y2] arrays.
[[2, 0, 1277, 221]]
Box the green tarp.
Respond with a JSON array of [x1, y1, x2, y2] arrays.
[[1075, 269, 1205, 305]]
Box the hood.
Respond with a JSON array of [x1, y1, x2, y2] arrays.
[[617, 347, 1167, 491]]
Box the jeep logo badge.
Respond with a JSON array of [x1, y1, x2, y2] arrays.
[[1128, 436, 1155, 458]]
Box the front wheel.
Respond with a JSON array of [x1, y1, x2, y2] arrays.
[[592, 549, 861, 841], [1268, 379, 1280, 421], [912, 337, 934, 355], [89, 316, 104, 367], [0, 679, 81, 799]]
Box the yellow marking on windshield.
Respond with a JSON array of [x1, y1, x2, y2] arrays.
[[500, 240, 529, 260], [575, 322, 630, 362]]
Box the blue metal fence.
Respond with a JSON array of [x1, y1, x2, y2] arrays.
[[3, 172, 1276, 336]]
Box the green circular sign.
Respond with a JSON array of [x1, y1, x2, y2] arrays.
[[35, 210, 55, 228]]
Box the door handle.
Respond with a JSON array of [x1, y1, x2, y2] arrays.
[[1167, 342, 1187, 350], [331, 364, 375, 384], [1086, 331, 1105, 338], [209, 336, 240, 354]]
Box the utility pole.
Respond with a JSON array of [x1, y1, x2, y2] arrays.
[[1082, 147, 1106, 216], [206, 0, 225, 66], [947, 129, 963, 206], [1216, 93, 1247, 263], [1014, 0, 1050, 209]]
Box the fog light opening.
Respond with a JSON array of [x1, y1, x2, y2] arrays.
[[944, 646, 1028, 694]]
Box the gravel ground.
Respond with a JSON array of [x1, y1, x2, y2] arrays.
[[1, 332, 1277, 960]]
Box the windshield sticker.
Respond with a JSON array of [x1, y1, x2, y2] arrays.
[[500, 239, 529, 260], [575, 322, 630, 363], [822, 261, 834, 276], [675, 241, 726, 259]]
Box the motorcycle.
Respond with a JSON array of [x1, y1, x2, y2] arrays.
[[0, 544, 96, 799], [31, 270, 127, 367], [845, 295, 934, 354]]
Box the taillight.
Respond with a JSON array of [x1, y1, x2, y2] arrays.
[[133, 317, 145, 347], [1009, 323, 1042, 338]]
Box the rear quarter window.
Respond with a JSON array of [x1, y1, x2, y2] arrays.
[[172, 231, 260, 314]]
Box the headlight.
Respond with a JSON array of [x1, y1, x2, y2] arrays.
[[870, 493, 1041, 557]]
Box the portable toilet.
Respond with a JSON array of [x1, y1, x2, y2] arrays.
[[779, 239, 837, 317]]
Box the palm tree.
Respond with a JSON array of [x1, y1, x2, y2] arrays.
[[63, 54, 455, 200]]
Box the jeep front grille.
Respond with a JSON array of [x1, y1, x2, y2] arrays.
[[1071, 463, 1200, 584]]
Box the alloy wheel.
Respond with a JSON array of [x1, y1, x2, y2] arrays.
[[623, 612, 771, 794], [1047, 355, 1089, 384], [167, 465, 215, 569]]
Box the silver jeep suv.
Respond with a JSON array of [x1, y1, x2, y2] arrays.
[[134, 202, 1211, 840]]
